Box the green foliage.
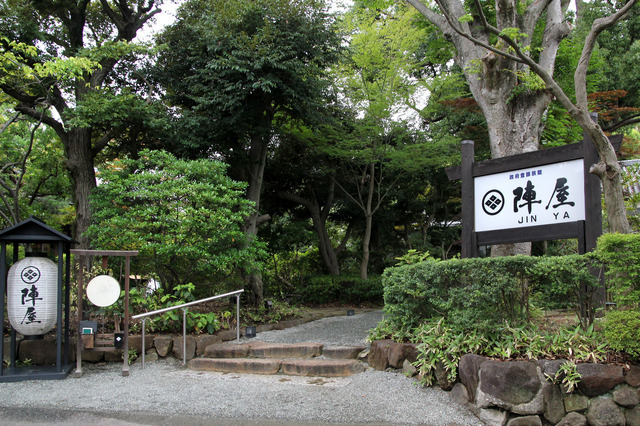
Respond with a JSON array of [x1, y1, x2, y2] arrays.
[[621, 163, 640, 232], [294, 275, 382, 305], [0, 103, 72, 229], [393, 250, 433, 266], [596, 233, 640, 307], [603, 310, 640, 359], [293, 274, 383, 305], [86, 149, 262, 293], [126, 348, 138, 365], [124, 283, 228, 335], [527, 255, 600, 328], [545, 361, 582, 394], [383, 256, 535, 333], [382, 254, 601, 334], [242, 300, 306, 325], [156, 0, 341, 151], [408, 318, 604, 387]]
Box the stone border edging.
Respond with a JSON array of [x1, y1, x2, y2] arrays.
[[368, 339, 640, 426]]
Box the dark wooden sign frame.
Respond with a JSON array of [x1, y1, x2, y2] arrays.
[[446, 133, 622, 258]]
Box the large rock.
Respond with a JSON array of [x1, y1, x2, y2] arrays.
[[575, 364, 624, 397], [626, 406, 640, 426], [476, 407, 508, 426], [402, 359, 417, 377], [506, 416, 542, 426], [585, 397, 625, 426], [476, 360, 544, 415], [435, 361, 455, 391], [612, 384, 639, 407], [368, 340, 416, 370], [543, 383, 566, 424], [368, 340, 393, 370], [104, 349, 122, 362], [128, 335, 154, 354], [625, 365, 640, 387], [451, 383, 470, 406], [458, 354, 489, 403], [19, 338, 57, 365], [196, 334, 222, 356], [557, 412, 587, 426], [564, 393, 588, 413], [537, 359, 568, 379], [172, 336, 196, 361], [153, 336, 173, 357], [81, 349, 104, 362]]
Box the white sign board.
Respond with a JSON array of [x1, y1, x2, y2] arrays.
[[474, 159, 585, 232]]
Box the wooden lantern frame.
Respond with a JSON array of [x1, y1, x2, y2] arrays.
[[0, 217, 74, 382]]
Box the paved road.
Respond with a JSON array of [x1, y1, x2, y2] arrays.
[[0, 310, 482, 425]]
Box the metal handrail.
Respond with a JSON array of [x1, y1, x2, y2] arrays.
[[132, 289, 244, 368]]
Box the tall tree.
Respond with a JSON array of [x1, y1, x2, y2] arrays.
[[402, 0, 636, 234], [0, 0, 162, 246], [329, 3, 439, 278], [154, 0, 341, 305]]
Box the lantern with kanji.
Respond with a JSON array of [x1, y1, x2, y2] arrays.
[[6, 256, 58, 336]]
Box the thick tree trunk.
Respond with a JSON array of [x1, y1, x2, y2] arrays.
[[63, 127, 97, 249], [406, 0, 570, 255], [311, 208, 341, 276], [243, 132, 270, 307], [277, 176, 342, 275]]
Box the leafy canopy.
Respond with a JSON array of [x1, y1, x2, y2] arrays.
[[86, 150, 262, 293]]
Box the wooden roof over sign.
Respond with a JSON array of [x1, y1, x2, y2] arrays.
[[0, 217, 72, 243]]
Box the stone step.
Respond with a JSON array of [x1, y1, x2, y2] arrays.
[[281, 359, 365, 377], [204, 342, 323, 359], [189, 357, 365, 377], [322, 345, 367, 359], [190, 358, 281, 375]]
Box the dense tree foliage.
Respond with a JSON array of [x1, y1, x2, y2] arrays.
[[87, 150, 261, 293], [1, 0, 639, 305], [0, 0, 162, 247], [0, 101, 70, 229], [154, 0, 341, 304]]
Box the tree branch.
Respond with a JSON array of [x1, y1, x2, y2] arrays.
[[575, 0, 639, 110]]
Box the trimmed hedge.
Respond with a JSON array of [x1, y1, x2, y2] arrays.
[[382, 254, 600, 333]]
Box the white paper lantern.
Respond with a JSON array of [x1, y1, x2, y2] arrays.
[[7, 257, 58, 336]]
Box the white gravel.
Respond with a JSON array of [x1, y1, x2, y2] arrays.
[[0, 311, 482, 425]]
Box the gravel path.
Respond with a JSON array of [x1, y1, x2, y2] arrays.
[[240, 309, 385, 346], [0, 311, 482, 425]]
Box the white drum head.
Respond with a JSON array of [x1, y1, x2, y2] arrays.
[[86, 275, 121, 307]]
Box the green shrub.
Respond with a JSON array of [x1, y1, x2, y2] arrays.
[[527, 255, 600, 328], [294, 274, 383, 305], [596, 233, 640, 308], [382, 254, 601, 333], [603, 310, 640, 359], [383, 256, 537, 333]]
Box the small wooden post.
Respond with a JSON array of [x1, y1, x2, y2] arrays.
[[461, 140, 477, 258]]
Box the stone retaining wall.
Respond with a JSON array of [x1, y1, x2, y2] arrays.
[[3, 317, 320, 366], [369, 339, 640, 426]]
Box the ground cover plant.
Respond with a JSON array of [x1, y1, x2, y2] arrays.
[[371, 233, 640, 387]]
